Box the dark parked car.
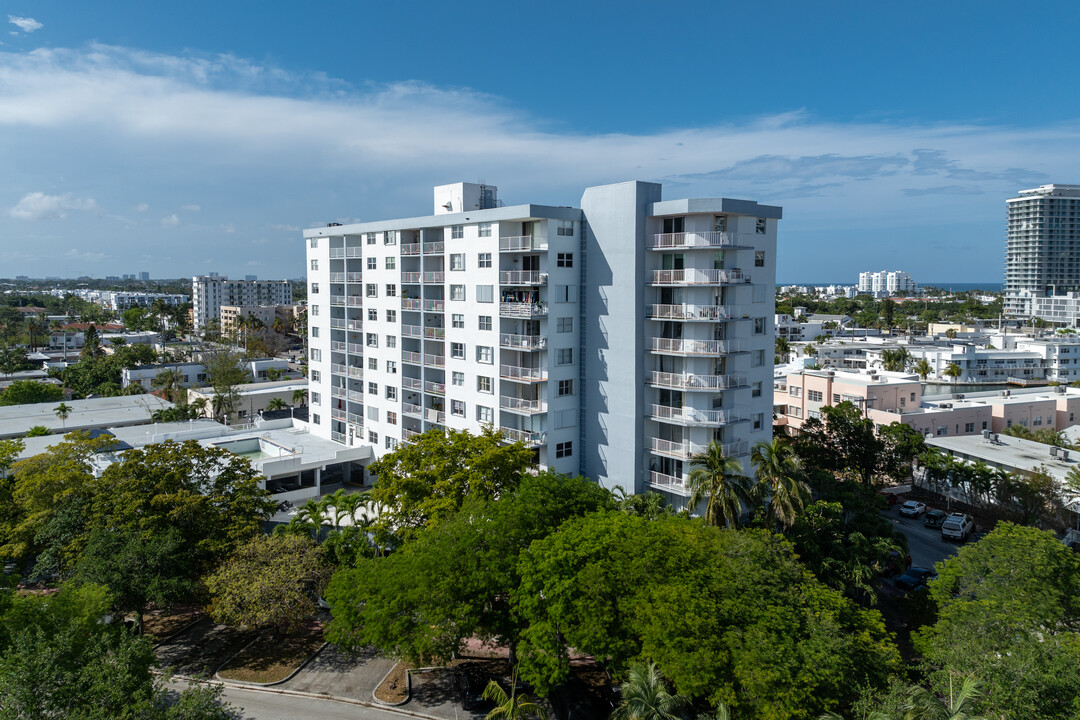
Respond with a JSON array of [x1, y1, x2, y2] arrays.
[[923, 509, 948, 528], [895, 566, 937, 591], [455, 664, 491, 711]]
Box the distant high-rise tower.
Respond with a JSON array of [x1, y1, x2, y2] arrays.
[[139, 271, 150, 282], [1005, 185, 1080, 325]]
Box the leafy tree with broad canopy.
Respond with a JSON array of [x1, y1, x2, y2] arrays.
[[205, 534, 330, 635], [325, 470, 614, 664], [0, 380, 64, 406], [367, 426, 534, 539], [513, 512, 900, 719], [793, 403, 924, 485], [0, 581, 239, 719], [914, 523, 1080, 720]]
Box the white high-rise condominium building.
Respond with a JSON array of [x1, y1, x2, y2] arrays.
[[858, 270, 917, 294], [192, 276, 293, 331], [1005, 184, 1080, 325], [304, 181, 779, 503]]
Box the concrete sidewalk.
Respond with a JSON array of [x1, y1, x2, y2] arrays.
[[277, 644, 395, 699]]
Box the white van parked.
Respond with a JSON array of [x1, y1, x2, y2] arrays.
[[941, 513, 974, 542]]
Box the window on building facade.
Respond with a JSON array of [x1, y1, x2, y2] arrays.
[[310, 348, 321, 361], [366, 233, 376, 245], [366, 284, 377, 298], [386, 284, 397, 297], [477, 346, 493, 364], [556, 348, 573, 365], [367, 257, 377, 270], [385, 257, 396, 270], [310, 391, 321, 404], [557, 316, 573, 333], [553, 285, 577, 303], [387, 411, 397, 425], [754, 317, 765, 334], [556, 441, 573, 458], [451, 342, 465, 359], [386, 335, 396, 348], [753, 413, 764, 430], [476, 285, 494, 303], [451, 225, 464, 239], [556, 220, 574, 237], [368, 357, 377, 370], [385, 386, 397, 400], [452, 371, 464, 386], [756, 218, 767, 234], [368, 308, 377, 321], [386, 310, 396, 323], [755, 251, 765, 267], [752, 350, 765, 367], [386, 437, 397, 450], [450, 285, 465, 301], [386, 361, 396, 374], [479, 223, 492, 237], [311, 282, 319, 294], [478, 316, 492, 331], [366, 333, 378, 347], [312, 414, 320, 424], [311, 327, 319, 338], [452, 399, 465, 416], [477, 376, 492, 393], [713, 215, 727, 232], [310, 238, 318, 248], [557, 252, 573, 268], [369, 430, 378, 443], [311, 370, 321, 382], [310, 305, 319, 316], [477, 405, 493, 424], [751, 381, 762, 397], [478, 253, 492, 268], [311, 259, 318, 270], [450, 254, 465, 271], [808, 390, 823, 402], [367, 382, 377, 394], [557, 379, 574, 397], [452, 314, 465, 329], [384, 231, 395, 245]]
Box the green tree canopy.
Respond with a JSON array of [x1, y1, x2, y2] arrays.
[[914, 523, 1080, 719], [206, 534, 329, 635], [367, 427, 533, 539], [326, 471, 613, 663], [0, 380, 64, 407], [514, 512, 901, 718]]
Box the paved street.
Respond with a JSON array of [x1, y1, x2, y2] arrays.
[[168, 681, 416, 720], [884, 508, 960, 568]]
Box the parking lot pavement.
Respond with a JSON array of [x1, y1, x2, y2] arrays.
[[409, 667, 487, 720], [884, 506, 960, 568], [277, 644, 395, 700]]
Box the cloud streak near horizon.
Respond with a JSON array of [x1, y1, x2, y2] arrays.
[[0, 43, 1077, 281]]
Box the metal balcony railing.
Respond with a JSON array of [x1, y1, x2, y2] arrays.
[[500, 302, 548, 318], [650, 268, 749, 285], [499, 271, 548, 285], [500, 364, 547, 382], [646, 304, 737, 321], [499, 235, 548, 252], [649, 338, 742, 355], [500, 396, 546, 413], [500, 333, 546, 350], [650, 231, 749, 249], [647, 371, 748, 390]]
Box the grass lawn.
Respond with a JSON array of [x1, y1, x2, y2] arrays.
[[144, 609, 202, 642], [217, 624, 325, 684]]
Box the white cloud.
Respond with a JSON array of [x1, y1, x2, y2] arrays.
[[9, 191, 96, 220], [181, 204, 200, 211], [8, 16, 42, 33], [133, 202, 149, 212], [0, 44, 1077, 280]]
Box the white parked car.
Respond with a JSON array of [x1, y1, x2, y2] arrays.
[[941, 513, 974, 542], [899, 500, 926, 517]]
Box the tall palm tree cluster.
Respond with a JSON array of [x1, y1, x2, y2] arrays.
[[686, 438, 810, 531]]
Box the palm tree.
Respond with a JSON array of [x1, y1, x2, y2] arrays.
[[54, 402, 73, 429], [151, 368, 184, 403], [880, 347, 911, 373], [686, 441, 753, 528], [775, 336, 791, 363], [292, 388, 308, 407], [904, 675, 984, 720], [913, 358, 933, 381], [266, 397, 287, 411], [751, 438, 810, 529], [190, 397, 209, 418], [944, 362, 963, 385], [482, 673, 547, 720], [610, 662, 688, 720]]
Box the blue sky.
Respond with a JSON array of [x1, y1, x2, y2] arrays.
[[1, 1, 1078, 283]]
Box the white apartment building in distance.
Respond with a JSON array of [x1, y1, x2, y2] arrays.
[[192, 275, 292, 331], [857, 270, 917, 295], [304, 181, 779, 503], [1005, 184, 1080, 325]]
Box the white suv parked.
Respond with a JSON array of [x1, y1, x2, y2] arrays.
[[941, 513, 974, 542]]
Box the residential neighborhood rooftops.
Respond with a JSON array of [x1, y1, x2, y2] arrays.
[[0, 395, 175, 440]]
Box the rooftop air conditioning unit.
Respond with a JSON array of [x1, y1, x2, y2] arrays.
[[1051, 446, 1059, 457]]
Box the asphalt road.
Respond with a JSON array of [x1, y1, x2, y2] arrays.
[[885, 507, 960, 569], [168, 681, 413, 720]]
